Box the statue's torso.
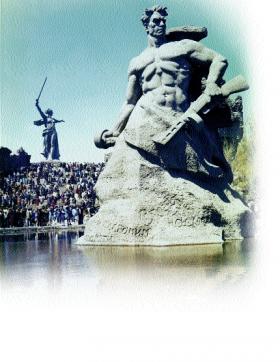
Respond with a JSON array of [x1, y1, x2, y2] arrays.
[[42, 117, 56, 138], [46, 117, 55, 131], [131, 40, 194, 112]]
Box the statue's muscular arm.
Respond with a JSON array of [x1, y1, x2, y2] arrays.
[[185, 40, 228, 95], [113, 72, 142, 135], [101, 64, 142, 145]]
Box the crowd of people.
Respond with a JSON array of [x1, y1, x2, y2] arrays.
[[0, 162, 104, 228]]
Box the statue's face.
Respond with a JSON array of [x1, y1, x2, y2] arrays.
[[147, 12, 166, 38]]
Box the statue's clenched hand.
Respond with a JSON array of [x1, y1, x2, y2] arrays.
[[93, 129, 120, 148], [204, 82, 221, 97], [102, 130, 120, 145]]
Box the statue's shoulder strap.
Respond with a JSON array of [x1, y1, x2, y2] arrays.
[[166, 25, 208, 42]]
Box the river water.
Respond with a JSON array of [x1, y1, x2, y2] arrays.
[[0, 231, 253, 295]]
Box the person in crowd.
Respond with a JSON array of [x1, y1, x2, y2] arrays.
[[0, 162, 104, 228]]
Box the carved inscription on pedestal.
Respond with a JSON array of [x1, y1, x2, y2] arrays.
[[109, 223, 151, 238], [139, 190, 205, 227]]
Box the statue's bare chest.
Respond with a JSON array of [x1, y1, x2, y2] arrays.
[[136, 43, 192, 83]]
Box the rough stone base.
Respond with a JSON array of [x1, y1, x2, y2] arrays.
[[77, 137, 252, 246]]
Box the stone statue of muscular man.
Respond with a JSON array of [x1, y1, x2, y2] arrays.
[[96, 5, 233, 181], [79, 6, 251, 246]]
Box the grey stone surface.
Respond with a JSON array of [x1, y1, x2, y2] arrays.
[[78, 136, 251, 246], [166, 25, 208, 42], [79, 6, 251, 246]]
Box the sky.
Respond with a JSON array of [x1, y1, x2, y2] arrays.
[[1, 0, 251, 162]]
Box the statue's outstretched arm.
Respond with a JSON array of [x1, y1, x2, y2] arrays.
[[53, 118, 65, 123], [96, 72, 142, 148]]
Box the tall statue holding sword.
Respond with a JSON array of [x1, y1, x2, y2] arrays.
[[34, 77, 65, 160]]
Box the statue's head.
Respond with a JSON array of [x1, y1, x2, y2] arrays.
[[45, 108, 53, 116], [141, 5, 168, 38]]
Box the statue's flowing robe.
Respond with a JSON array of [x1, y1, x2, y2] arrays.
[[42, 127, 60, 160], [34, 119, 60, 160]]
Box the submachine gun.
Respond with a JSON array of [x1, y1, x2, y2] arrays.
[[152, 75, 249, 145]]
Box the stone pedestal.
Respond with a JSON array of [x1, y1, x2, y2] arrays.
[[77, 137, 252, 246]]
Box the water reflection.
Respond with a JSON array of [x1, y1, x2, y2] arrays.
[[0, 231, 88, 289], [79, 240, 252, 290], [0, 231, 253, 291]]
